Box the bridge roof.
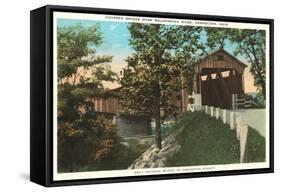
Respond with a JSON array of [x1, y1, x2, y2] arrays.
[[193, 49, 247, 74]]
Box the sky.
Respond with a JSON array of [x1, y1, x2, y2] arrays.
[[57, 18, 257, 93]]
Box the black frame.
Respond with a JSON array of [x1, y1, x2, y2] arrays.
[[30, 4, 274, 187]]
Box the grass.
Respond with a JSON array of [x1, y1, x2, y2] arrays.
[[165, 112, 265, 167], [246, 127, 266, 162]]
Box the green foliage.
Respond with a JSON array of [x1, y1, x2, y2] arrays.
[[57, 23, 120, 172], [243, 93, 265, 108], [120, 24, 203, 148], [57, 23, 113, 82], [166, 112, 240, 166], [246, 127, 265, 162], [90, 138, 153, 171], [205, 28, 232, 49], [255, 92, 265, 106], [232, 29, 266, 99], [58, 116, 119, 172]]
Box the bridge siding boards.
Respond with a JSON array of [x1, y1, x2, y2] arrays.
[[94, 89, 183, 115], [94, 97, 120, 114]]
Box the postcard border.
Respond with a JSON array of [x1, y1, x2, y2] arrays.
[[32, 4, 274, 187]]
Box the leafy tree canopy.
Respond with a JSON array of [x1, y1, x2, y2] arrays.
[[120, 24, 203, 148], [57, 23, 119, 172]]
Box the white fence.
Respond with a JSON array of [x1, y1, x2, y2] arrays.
[[194, 105, 249, 163]]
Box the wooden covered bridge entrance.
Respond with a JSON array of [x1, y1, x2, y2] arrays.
[[193, 49, 247, 109]]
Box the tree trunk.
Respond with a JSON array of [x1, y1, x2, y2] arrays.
[[261, 81, 266, 100], [155, 86, 162, 149], [255, 65, 266, 100], [155, 110, 162, 149]]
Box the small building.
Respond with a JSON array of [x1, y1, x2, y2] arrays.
[[192, 49, 247, 109]]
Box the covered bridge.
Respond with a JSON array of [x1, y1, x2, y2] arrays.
[[192, 49, 247, 109]]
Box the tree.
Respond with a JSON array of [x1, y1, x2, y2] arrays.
[[120, 24, 202, 149], [231, 29, 266, 99], [57, 23, 119, 171], [205, 28, 266, 99]]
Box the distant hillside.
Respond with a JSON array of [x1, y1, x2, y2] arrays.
[[246, 92, 258, 97]]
